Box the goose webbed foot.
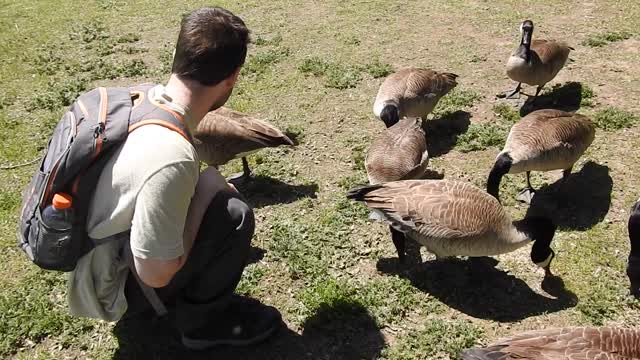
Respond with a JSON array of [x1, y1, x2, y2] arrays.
[[500, 83, 522, 99], [516, 187, 536, 204]]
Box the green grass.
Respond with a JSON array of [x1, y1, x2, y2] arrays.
[[241, 47, 290, 78], [0, 271, 96, 356], [360, 59, 393, 79], [580, 83, 595, 107], [298, 56, 392, 89], [383, 318, 484, 359], [492, 103, 519, 124], [433, 89, 482, 118], [592, 107, 639, 131], [582, 31, 633, 47], [456, 122, 507, 152]]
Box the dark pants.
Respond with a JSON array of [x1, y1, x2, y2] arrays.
[[123, 189, 255, 334]]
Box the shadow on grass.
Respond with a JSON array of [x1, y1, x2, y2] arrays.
[[424, 110, 471, 157], [377, 256, 577, 322], [112, 301, 384, 360], [519, 81, 584, 117], [237, 175, 318, 209], [525, 161, 613, 231]]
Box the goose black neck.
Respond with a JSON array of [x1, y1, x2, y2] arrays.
[[629, 201, 640, 258], [380, 104, 400, 128], [517, 30, 533, 62], [487, 153, 512, 202], [514, 216, 557, 266]]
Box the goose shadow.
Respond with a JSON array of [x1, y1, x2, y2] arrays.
[[423, 110, 471, 157], [377, 256, 577, 322], [519, 81, 584, 117], [112, 300, 385, 360], [525, 161, 613, 231], [236, 175, 318, 209]]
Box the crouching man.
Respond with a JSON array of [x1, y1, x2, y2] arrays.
[[66, 6, 282, 350]]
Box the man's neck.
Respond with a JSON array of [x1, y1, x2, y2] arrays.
[[164, 75, 215, 125]]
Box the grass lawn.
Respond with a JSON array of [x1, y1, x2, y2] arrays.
[[1, 0, 639, 359]]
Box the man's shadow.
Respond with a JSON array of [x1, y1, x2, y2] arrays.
[[112, 300, 385, 360]]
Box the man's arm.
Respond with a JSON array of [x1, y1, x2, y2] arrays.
[[130, 163, 230, 288]]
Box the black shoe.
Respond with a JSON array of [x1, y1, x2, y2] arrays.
[[181, 296, 283, 350]]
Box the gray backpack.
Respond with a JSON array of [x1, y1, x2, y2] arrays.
[[18, 84, 192, 272]]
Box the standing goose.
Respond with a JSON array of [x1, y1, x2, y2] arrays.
[[461, 326, 640, 359], [628, 199, 640, 297], [487, 109, 595, 204], [503, 19, 573, 100], [373, 68, 458, 128], [347, 179, 557, 273], [364, 117, 429, 261], [193, 107, 294, 182]]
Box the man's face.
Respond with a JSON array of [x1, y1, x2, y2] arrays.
[[208, 84, 234, 112]]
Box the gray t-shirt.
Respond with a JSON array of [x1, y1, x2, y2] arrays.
[[66, 85, 200, 320]]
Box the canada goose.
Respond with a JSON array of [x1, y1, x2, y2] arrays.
[[193, 107, 294, 182], [373, 68, 458, 128], [486, 109, 595, 204], [628, 199, 640, 297], [347, 179, 557, 273], [364, 117, 429, 261], [502, 19, 573, 100], [461, 326, 640, 359]]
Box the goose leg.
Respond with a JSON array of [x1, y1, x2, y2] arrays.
[[530, 85, 544, 104], [516, 171, 536, 204], [504, 83, 522, 99], [390, 226, 406, 263], [228, 157, 253, 185]]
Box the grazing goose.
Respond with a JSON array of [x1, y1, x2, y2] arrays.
[[461, 326, 640, 359], [503, 19, 573, 100], [486, 109, 595, 204], [347, 179, 557, 273], [628, 199, 640, 297], [373, 68, 458, 128], [364, 117, 429, 262], [193, 107, 294, 182]]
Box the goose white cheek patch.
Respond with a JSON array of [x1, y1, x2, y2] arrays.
[[535, 252, 553, 269]]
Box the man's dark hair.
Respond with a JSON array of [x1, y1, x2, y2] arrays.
[[172, 7, 250, 86]]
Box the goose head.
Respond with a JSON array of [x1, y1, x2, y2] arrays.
[[380, 103, 400, 128], [517, 20, 534, 63], [514, 216, 557, 275], [628, 200, 640, 297]]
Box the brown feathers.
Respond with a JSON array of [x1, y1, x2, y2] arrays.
[[365, 117, 429, 184], [347, 179, 533, 258], [461, 327, 640, 360], [373, 68, 458, 119], [193, 107, 294, 166], [502, 109, 595, 173]]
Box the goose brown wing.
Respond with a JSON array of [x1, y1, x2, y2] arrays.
[[355, 180, 507, 238], [505, 109, 595, 156], [530, 39, 571, 66], [404, 68, 459, 99], [365, 118, 427, 184], [194, 107, 293, 165], [462, 327, 640, 360]]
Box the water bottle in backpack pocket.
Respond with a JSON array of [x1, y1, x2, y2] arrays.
[[30, 193, 79, 271]]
